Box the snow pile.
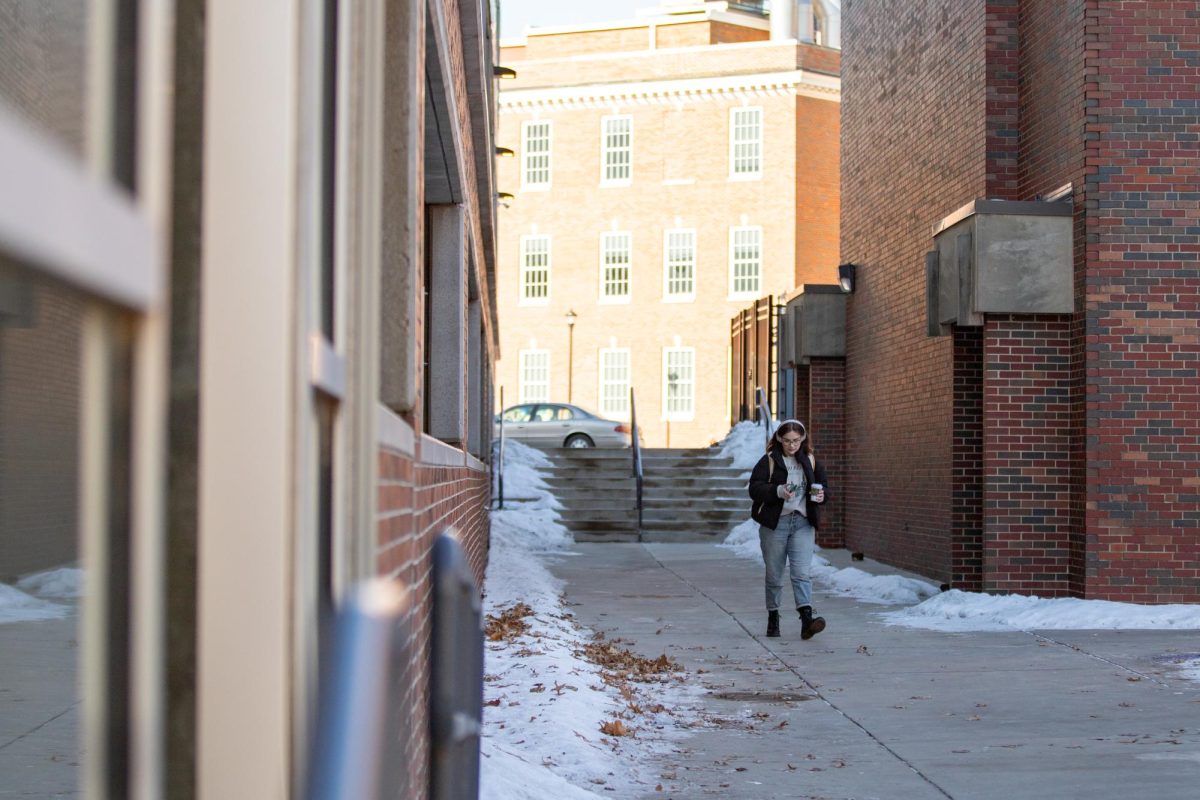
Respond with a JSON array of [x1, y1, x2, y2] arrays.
[[715, 420, 770, 471], [482, 439, 689, 798], [496, 439, 561, 509], [721, 520, 940, 606], [0, 582, 68, 624], [18, 566, 84, 599], [884, 590, 1200, 632]]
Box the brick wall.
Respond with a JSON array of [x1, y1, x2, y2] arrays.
[[795, 95, 840, 286], [807, 358, 845, 548], [841, 0, 986, 581], [1081, 0, 1200, 601], [843, 0, 1199, 600], [952, 327, 984, 590], [983, 317, 1077, 595], [0, 286, 83, 579], [376, 444, 491, 799]]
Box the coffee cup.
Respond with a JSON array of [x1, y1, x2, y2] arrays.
[[809, 483, 824, 499]]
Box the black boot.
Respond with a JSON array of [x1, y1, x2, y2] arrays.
[[799, 606, 825, 640], [766, 610, 781, 638]]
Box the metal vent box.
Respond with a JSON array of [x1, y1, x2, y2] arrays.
[[786, 285, 845, 361], [927, 199, 1073, 335]]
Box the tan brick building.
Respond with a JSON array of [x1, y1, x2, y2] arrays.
[[495, 0, 841, 447]]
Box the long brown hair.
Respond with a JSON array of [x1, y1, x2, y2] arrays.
[[766, 419, 813, 458]]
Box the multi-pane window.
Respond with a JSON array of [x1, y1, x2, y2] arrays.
[[663, 348, 696, 420], [599, 348, 631, 417], [600, 232, 632, 301], [522, 120, 551, 189], [729, 226, 762, 296], [601, 115, 632, 184], [730, 107, 763, 177], [519, 350, 551, 403], [663, 229, 696, 300], [520, 234, 551, 303]]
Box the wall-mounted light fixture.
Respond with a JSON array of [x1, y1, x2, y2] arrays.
[[494, 66, 517, 80], [838, 263, 857, 294], [495, 146, 514, 158], [497, 191, 514, 208]]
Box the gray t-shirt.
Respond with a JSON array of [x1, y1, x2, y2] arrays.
[[781, 455, 807, 516]]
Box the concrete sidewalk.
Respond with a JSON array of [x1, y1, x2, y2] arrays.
[[549, 544, 1200, 800]]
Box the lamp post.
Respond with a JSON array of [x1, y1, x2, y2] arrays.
[[565, 309, 577, 403]]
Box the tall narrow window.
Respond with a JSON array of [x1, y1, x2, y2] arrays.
[[601, 115, 632, 184], [663, 348, 696, 420], [519, 350, 551, 403], [729, 226, 762, 296], [600, 232, 632, 301], [522, 120, 551, 189], [598, 348, 631, 418], [663, 229, 696, 301], [729, 107, 763, 178], [520, 234, 551, 303]]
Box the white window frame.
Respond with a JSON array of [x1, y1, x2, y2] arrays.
[[662, 347, 696, 422], [599, 231, 632, 303], [521, 119, 552, 191], [728, 225, 763, 298], [518, 349, 551, 404], [729, 106, 763, 180], [598, 347, 631, 419], [519, 233, 551, 305], [600, 114, 632, 186], [662, 228, 696, 302]]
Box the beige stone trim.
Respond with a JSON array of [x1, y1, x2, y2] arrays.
[[500, 70, 840, 110]]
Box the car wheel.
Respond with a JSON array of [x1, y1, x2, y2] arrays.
[[564, 433, 594, 448]]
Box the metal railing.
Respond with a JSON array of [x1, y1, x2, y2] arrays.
[[756, 386, 775, 447], [307, 579, 414, 800], [630, 387, 643, 538], [494, 386, 505, 509]]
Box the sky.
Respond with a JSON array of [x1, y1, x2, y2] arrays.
[[498, 0, 649, 40]]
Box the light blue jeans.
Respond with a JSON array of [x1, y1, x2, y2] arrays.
[[759, 513, 815, 611]]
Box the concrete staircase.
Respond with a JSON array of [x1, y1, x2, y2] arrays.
[[543, 447, 749, 543]]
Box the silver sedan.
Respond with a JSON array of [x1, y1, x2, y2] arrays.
[[494, 403, 639, 449]]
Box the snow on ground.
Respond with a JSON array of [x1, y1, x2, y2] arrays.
[[716, 414, 1200, 634], [0, 582, 68, 624], [883, 590, 1200, 632], [17, 566, 84, 599], [481, 440, 691, 799], [716, 420, 770, 471], [722, 519, 941, 606]]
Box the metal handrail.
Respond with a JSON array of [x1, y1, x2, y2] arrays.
[[755, 386, 775, 447], [494, 386, 505, 509], [630, 388, 643, 538]]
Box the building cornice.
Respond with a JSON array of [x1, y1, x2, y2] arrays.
[[499, 69, 840, 111]]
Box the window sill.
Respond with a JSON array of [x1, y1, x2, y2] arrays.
[[661, 294, 696, 304], [728, 172, 763, 182], [520, 184, 551, 193], [599, 180, 632, 189], [519, 298, 551, 307], [598, 296, 632, 305], [727, 292, 761, 302]]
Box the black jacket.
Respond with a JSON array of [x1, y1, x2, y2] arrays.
[[748, 449, 829, 531]]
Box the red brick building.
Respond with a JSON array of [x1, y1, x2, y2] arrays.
[[803, 0, 1199, 601]]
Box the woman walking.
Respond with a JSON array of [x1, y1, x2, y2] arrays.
[[748, 419, 829, 639]]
